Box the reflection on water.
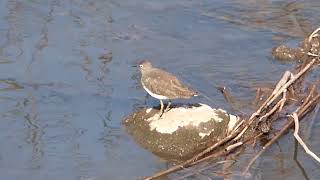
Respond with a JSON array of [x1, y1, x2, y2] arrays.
[[0, 0, 319, 179]]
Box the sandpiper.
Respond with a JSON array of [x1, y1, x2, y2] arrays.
[[134, 60, 198, 115]]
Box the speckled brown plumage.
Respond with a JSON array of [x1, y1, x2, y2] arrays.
[[136, 60, 197, 115], [141, 64, 197, 99]]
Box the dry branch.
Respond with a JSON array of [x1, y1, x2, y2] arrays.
[[243, 94, 320, 175], [292, 113, 320, 163]]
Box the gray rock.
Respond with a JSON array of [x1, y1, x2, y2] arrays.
[[124, 104, 238, 160]]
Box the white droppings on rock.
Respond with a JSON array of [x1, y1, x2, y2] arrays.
[[199, 132, 211, 138], [146, 108, 152, 113], [148, 103, 233, 134]]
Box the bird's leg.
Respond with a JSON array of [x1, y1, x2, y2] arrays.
[[164, 100, 172, 112], [159, 100, 164, 117]]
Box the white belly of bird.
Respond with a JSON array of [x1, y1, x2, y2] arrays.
[[142, 84, 168, 100]]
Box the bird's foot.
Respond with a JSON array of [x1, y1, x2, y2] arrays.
[[164, 107, 171, 113], [163, 102, 172, 113], [158, 107, 171, 119], [159, 111, 164, 119]]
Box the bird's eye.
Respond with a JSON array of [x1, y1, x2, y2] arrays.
[[139, 65, 143, 68]]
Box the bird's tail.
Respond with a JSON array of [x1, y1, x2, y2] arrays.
[[192, 89, 216, 105]]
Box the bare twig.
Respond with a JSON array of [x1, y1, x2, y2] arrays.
[[291, 113, 320, 163], [235, 62, 313, 140], [267, 58, 316, 106], [307, 52, 319, 57], [308, 27, 320, 42], [296, 84, 316, 112], [248, 71, 291, 121], [226, 142, 243, 151], [191, 133, 263, 167], [279, 91, 287, 112], [258, 96, 285, 123]]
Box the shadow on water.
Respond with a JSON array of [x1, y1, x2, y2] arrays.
[[0, 0, 319, 179]]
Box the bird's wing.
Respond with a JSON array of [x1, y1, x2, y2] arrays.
[[143, 69, 196, 98]]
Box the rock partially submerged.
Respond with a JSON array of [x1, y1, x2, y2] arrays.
[[272, 35, 320, 61], [124, 103, 238, 160]]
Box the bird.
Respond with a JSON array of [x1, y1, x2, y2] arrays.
[[134, 60, 198, 116]]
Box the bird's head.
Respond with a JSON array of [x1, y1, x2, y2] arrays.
[[133, 60, 153, 71]]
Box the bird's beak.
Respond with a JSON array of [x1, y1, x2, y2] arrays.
[[132, 65, 138, 67]]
